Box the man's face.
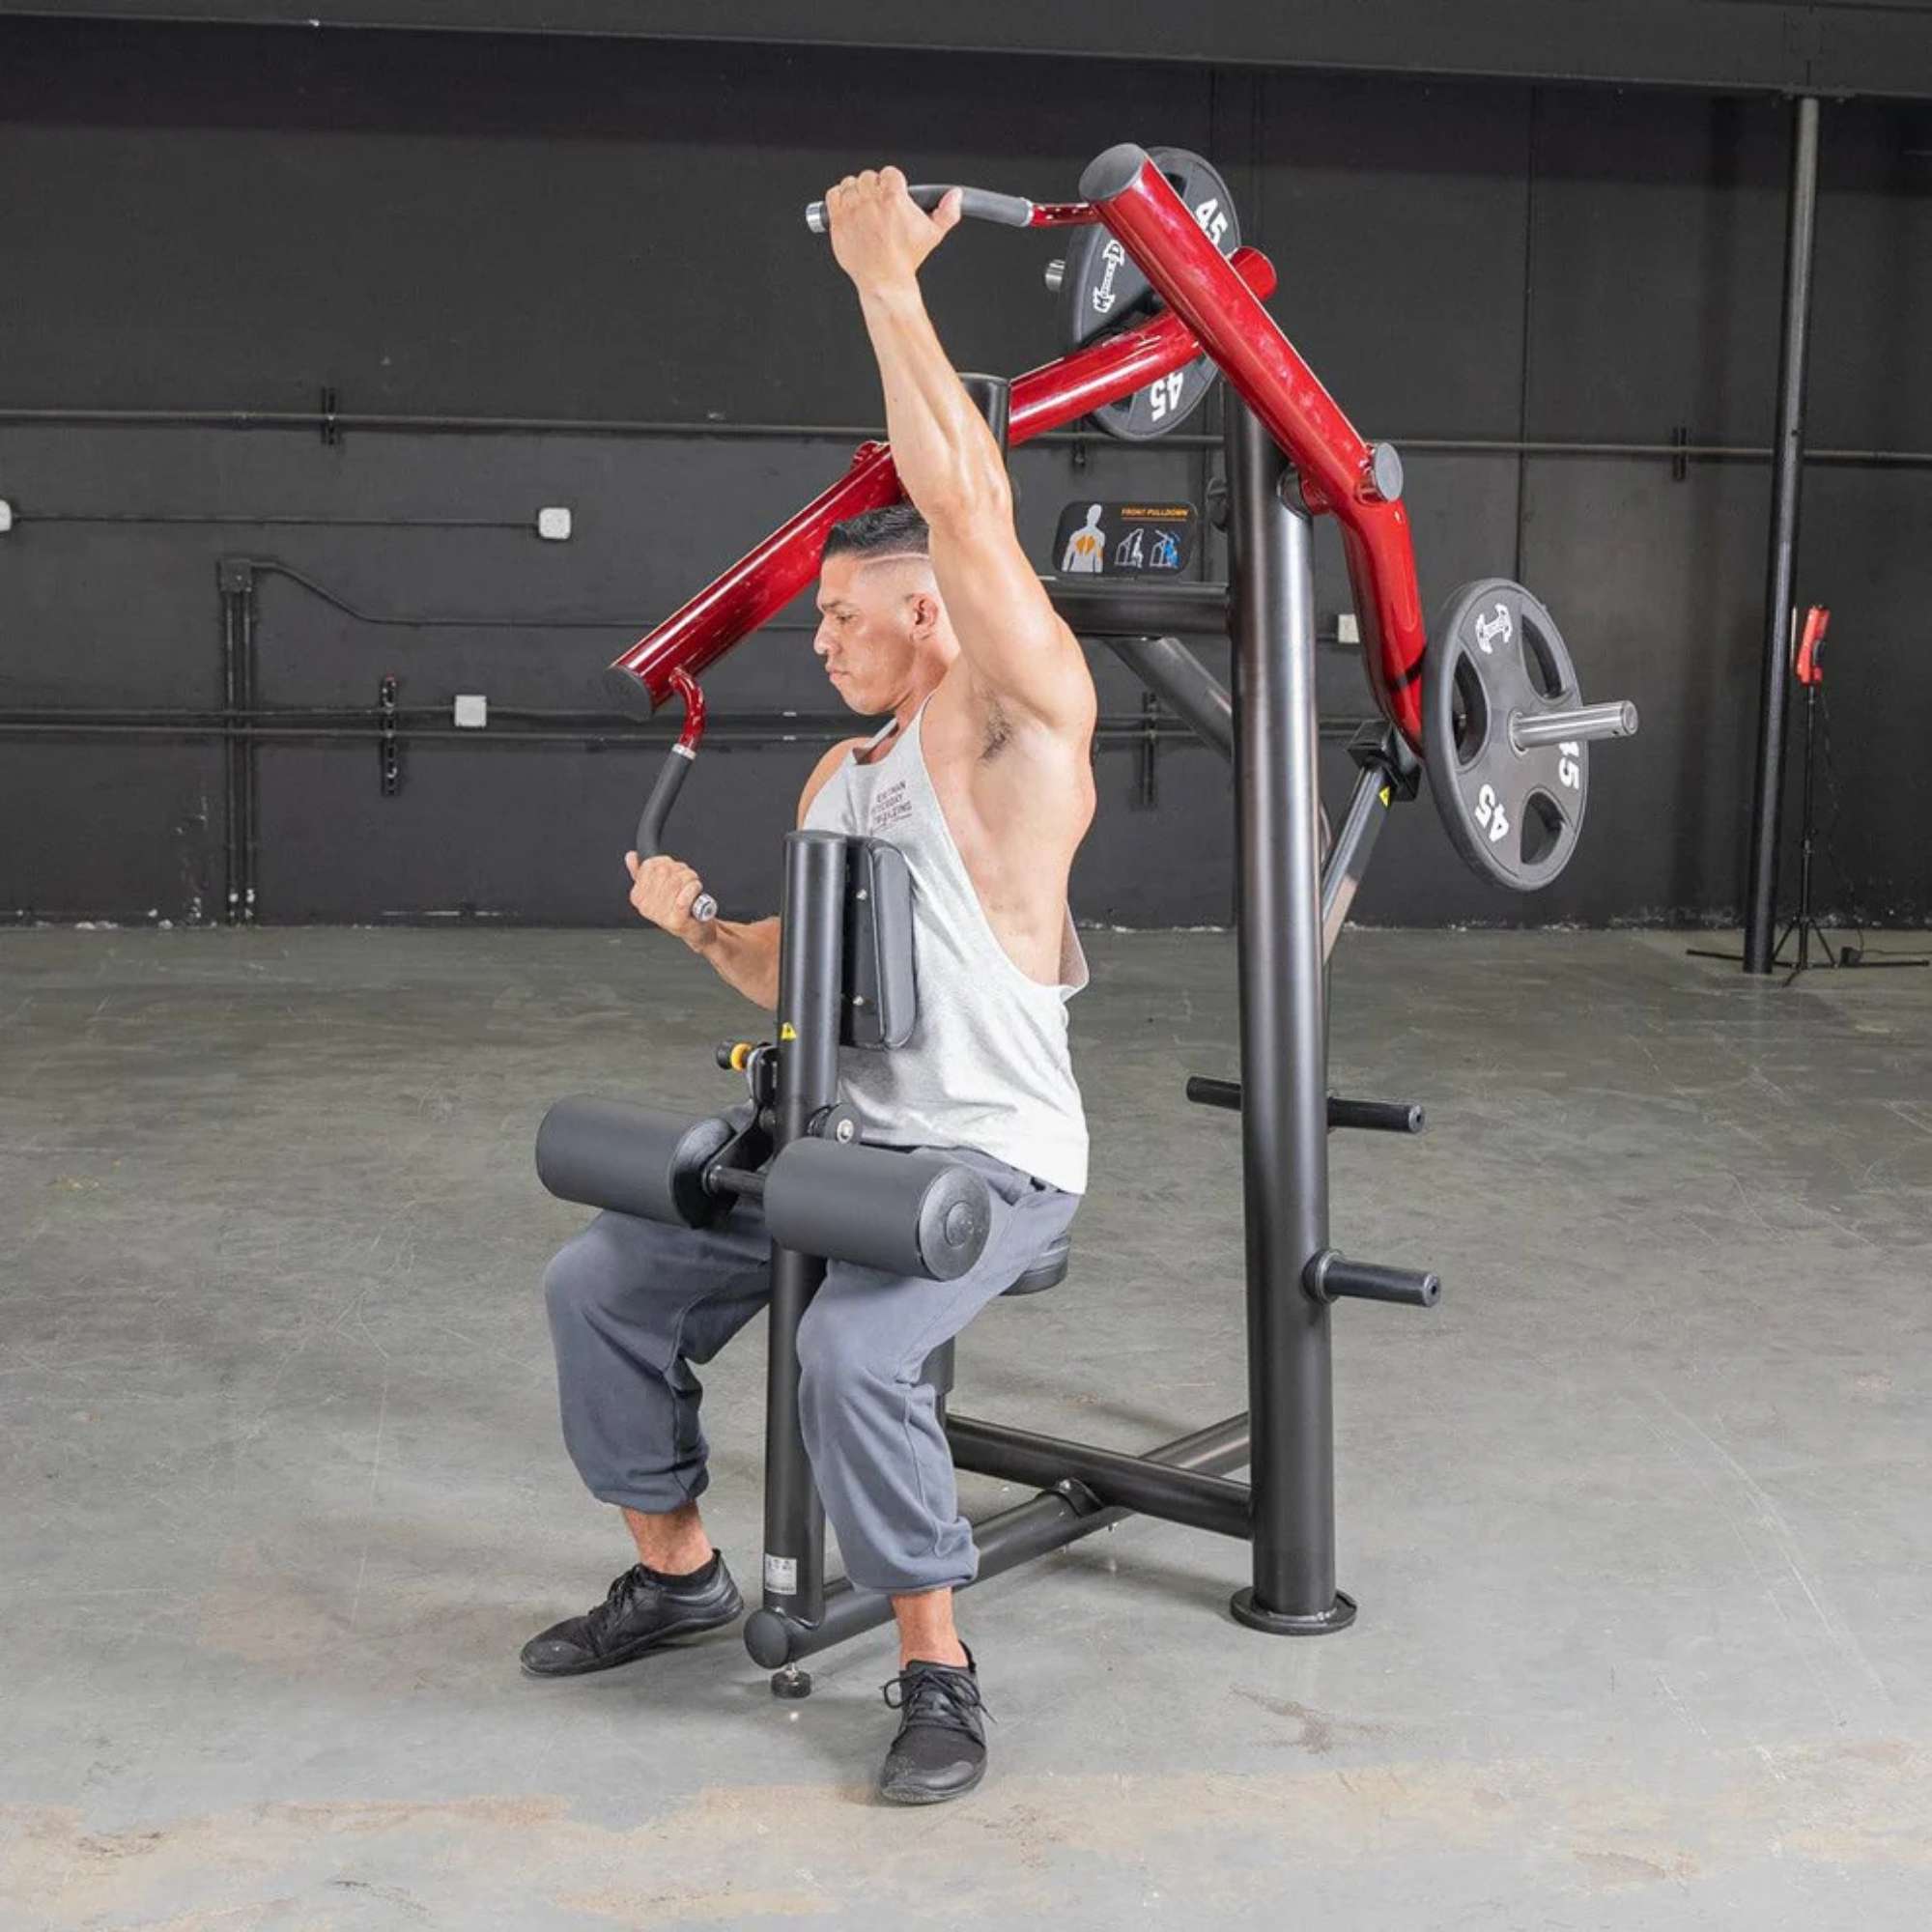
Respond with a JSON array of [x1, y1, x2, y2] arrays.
[[813, 552, 935, 714]]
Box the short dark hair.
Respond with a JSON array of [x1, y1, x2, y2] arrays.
[[821, 503, 930, 562]]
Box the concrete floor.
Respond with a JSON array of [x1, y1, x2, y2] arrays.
[[3, 924, 1930, 1930]]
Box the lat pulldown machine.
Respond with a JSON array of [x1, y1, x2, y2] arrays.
[[537, 145, 1639, 1691]]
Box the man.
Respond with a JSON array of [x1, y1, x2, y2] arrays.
[[526, 168, 1097, 1805]]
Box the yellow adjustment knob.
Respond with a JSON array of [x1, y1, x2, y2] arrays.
[[729, 1042, 753, 1072]]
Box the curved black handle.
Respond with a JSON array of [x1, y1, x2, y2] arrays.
[[633, 673, 716, 923], [805, 184, 1035, 235]]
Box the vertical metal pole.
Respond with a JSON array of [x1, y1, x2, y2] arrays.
[[216, 558, 257, 926], [219, 584, 242, 927], [1224, 405, 1353, 1634], [239, 574, 258, 924], [956, 372, 1010, 454], [760, 829, 847, 1632], [1744, 95, 1820, 974]]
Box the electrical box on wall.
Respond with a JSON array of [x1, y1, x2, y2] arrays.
[[0, 499, 14, 533], [536, 506, 572, 541]]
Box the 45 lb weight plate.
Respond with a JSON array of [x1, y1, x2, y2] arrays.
[[1058, 146, 1240, 441], [1423, 580, 1605, 893]]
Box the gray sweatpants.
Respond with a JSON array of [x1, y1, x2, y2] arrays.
[[542, 1149, 1079, 1597]]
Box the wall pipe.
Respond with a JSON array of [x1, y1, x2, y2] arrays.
[[0, 713, 1268, 747], [7, 409, 1931, 468]]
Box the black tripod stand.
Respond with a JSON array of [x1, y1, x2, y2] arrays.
[[1691, 606, 1926, 980], [1770, 656, 1842, 981]]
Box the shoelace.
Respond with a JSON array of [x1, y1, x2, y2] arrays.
[[587, 1566, 647, 1629], [606, 1560, 710, 1606], [880, 1663, 991, 1735]]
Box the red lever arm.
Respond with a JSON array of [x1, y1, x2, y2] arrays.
[[611, 246, 1279, 707], [1078, 144, 1429, 749]]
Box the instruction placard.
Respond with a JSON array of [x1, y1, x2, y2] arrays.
[[1052, 500, 1199, 578]]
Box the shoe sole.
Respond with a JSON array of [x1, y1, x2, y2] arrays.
[[520, 1591, 744, 1679], [876, 1760, 988, 1806]]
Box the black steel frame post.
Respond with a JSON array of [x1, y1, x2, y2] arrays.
[[1224, 404, 1353, 1635], [1101, 635, 1235, 760], [956, 371, 1011, 455], [1321, 728, 1417, 959], [1744, 94, 1821, 975], [1321, 762, 1389, 957], [1048, 580, 1230, 637], [756, 829, 848, 1680]]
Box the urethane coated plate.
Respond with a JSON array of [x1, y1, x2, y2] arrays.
[[1423, 578, 1589, 893], [1059, 146, 1240, 441]]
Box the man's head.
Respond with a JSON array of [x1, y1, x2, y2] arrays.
[[815, 505, 954, 714]]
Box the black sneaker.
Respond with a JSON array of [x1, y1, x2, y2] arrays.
[[520, 1554, 743, 1678], [876, 1650, 988, 1805]]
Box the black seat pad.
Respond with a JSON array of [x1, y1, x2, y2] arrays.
[[1002, 1231, 1071, 1296]]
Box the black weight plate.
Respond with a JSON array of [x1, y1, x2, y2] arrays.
[[1060, 146, 1240, 442], [1423, 579, 1589, 893], [1061, 224, 1147, 352]]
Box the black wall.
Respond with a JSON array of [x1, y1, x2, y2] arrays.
[[12, 0, 1932, 100], [2, 19, 1928, 928]]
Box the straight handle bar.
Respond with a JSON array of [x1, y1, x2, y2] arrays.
[[1510, 699, 1639, 751], [807, 185, 1035, 234]]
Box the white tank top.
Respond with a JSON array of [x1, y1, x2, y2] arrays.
[[804, 701, 1090, 1195]]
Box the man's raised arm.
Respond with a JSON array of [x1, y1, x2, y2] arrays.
[[822, 167, 1094, 736]]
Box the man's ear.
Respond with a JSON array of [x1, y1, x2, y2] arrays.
[[907, 588, 942, 639]]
